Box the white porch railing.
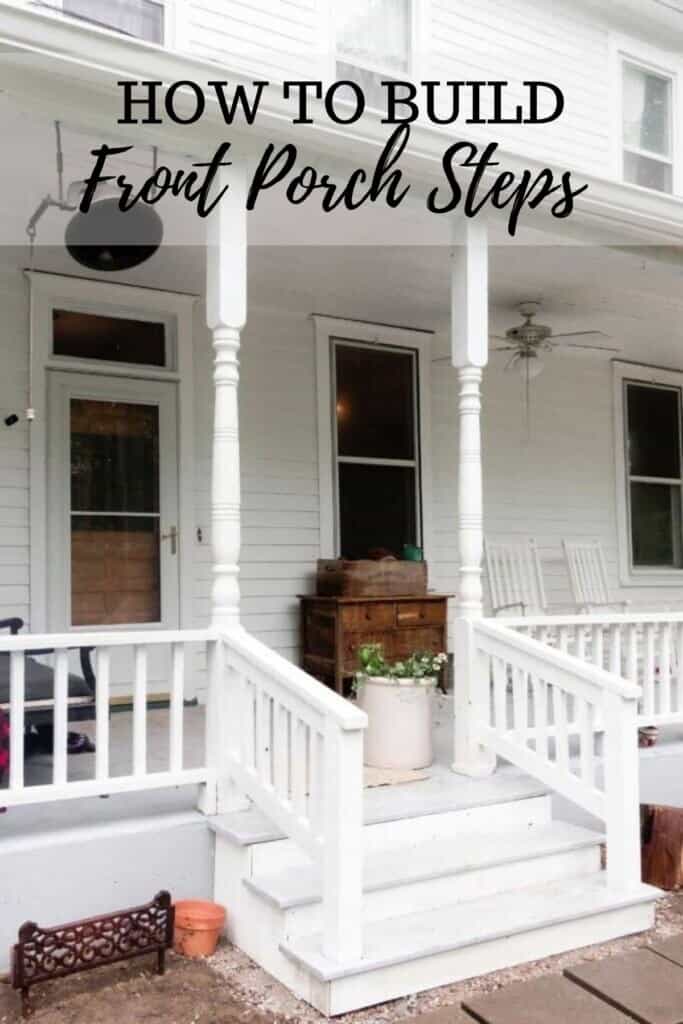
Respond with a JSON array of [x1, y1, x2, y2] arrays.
[[502, 613, 683, 728], [0, 629, 211, 807], [215, 628, 367, 962], [472, 619, 642, 889]]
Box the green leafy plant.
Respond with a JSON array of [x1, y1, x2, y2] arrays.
[[356, 643, 447, 683]]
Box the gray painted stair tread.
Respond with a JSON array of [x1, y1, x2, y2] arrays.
[[247, 821, 604, 909], [281, 875, 658, 981], [650, 936, 683, 970], [210, 767, 548, 846], [566, 949, 683, 1024], [463, 974, 633, 1024]]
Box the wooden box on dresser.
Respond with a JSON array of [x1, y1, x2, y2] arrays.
[[299, 594, 450, 694]]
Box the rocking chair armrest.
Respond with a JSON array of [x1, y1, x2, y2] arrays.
[[22, 645, 97, 695], [0, 617, 24, 635], [493, 601, 526, 615]]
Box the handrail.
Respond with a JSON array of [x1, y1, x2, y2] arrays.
[[0, 628, 215, 650], [474, 620, 641, 699], [217, 627, 367, 731], [499, 612, 683, 627], [470, 618, 642, 890]]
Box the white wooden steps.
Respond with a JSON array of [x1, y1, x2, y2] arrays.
[[211, 792, 658, 1016]]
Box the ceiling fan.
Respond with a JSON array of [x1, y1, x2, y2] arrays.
[[492, 300, 620, 377]]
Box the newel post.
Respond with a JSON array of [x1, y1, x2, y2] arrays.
[[451, 220, 496, 777], [199, 160, 248, 816]]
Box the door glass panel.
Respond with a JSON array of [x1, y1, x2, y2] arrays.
[[339, 463, 417, 559], [54, 310, 166, 367], [626, 383, 680, 478], [70, 399, 161, 625], [335, 343, 416, 459], [630, 482, 682, 567]]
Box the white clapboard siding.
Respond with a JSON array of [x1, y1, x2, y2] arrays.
[[182, 0, 323, 81]]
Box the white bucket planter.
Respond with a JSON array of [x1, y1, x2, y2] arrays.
[[357, 675, 436, 770]]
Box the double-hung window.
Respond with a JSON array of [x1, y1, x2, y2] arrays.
[[616, 363, 683, 581], [54, 0, 166, 43], [333, 339, 421, 559], [335, 0, 412, 110], [622, 59, 674, 193]]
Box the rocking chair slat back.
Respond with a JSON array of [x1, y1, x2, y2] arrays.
[[563, 539, 625, 611], [484, 538, 548, 616]]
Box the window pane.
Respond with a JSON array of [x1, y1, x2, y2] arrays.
[[623, 62, 671, 157], [54, 310, 166, 367], [336, 343, 416, 460], [623, 151, 673, 193], [630, 482, 682, 567], [71, 516, 160, 625], [339, 463, 417, 559], [71, 399, 159, 514], [336, 0, 410, 72], [626, 383, 680, 479], [63, 0, 164, 42]]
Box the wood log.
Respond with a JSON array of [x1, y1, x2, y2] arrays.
[[641, 803, 683, 890]]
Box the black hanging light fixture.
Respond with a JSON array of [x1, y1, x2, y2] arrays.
[[26, 123, 163, 272]]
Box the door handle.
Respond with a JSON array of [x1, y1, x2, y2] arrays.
[[161, 525, 178, 555]]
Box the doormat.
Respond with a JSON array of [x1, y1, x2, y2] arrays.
[[364, 766, 431, 788]]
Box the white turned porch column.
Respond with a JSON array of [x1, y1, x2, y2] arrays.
[[199, 160, 248, 816], [451, 220, 496, 777], [206, 162, 247, 631]]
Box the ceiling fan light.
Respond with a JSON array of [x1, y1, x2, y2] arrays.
[[515, 351, 544, 379], [65, 197, 163, 272]]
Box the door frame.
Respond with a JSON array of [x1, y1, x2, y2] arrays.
[[27, 270, 196, 634], [47, 371, 180, 631]]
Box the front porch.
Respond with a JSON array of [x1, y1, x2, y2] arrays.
[[2, 79, 683, 1014]]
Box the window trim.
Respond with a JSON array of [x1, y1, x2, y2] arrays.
[[614, 360, 683, 586], [610, 33, 682, 196], [314, 315, 433, 561]]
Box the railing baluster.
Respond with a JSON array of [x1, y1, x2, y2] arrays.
[[273, 702, 291, 803], [609, 624, 621, 677], [553, 684, 569, 770], [591, 625, 603, 670], [53, 650, 69, 787], [643, 623, 656, 718], [169, 642, 185, 774], [660, 623, 672, 718], [95, 647, 111, 781], [133, 645, 148, 777], [532, 673, 548, 760], [292, 717, 308, 818], [578, 697, 595, 786], [625, 625, 638, 686], [9, 651, 25, 791], [493, 657, 508, 730], [512, 666, 527, 737]]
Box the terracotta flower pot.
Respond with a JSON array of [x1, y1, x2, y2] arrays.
[[173, 900, 226, 958]]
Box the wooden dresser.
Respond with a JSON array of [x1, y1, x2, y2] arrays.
[[300, 594, 450, 694]]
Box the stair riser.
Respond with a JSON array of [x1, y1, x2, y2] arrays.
[[251, 795, 552, 876], [308, 901, 656, 1016], [276, 845, 602, 938]]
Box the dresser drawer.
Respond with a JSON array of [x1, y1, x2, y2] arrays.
[[393, 627, 444, 657], [341, 602, 395, 631], [395, 601, 445, 627], [342, 631, 394, 673]]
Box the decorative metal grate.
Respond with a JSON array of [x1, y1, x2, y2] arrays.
[[11, 890, 174, 1017]]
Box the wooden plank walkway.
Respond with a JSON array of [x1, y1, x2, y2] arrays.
[[409, 939, 683, 1024]]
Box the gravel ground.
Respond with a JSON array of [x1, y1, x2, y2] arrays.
[[2, 895, 682, 1023]]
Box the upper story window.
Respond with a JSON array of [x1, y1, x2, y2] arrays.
[[56, 0, 165, 43], [335, 0, 412, 110], [622, 60, 674, 193]]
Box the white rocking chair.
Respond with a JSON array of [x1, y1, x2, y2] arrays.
[[484, 538, 548, 616], [562, 539, 628, 612]]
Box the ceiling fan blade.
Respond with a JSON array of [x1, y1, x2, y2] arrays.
[[490, 335, 508, 341], [492, 345, 517, 352], [551, 330, 608, 340], [554, 342, 622, 354]]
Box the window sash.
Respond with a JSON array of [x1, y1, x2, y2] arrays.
[[332, 338, 422, 557], [625, 379, 683, 570], [335, 0, 412, 75]]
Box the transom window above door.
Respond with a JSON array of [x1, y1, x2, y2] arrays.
[[333, 339, 422, 560], [53, 309, 169, 368], [335, 0, 412, 110]]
